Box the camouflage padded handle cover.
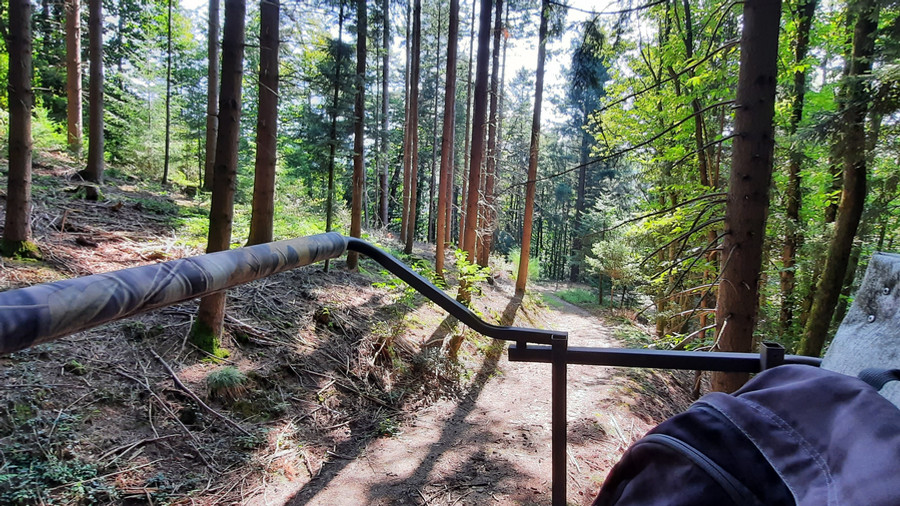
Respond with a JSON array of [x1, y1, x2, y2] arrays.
[[0, 232, 348, 355]]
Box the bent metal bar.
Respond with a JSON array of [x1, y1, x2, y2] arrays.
[[0, 233, 820, 506]]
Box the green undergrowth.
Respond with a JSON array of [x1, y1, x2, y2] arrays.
[[0, 402, 114, 504], [0, 239, 42, 260], [556, 287, 597, 306]]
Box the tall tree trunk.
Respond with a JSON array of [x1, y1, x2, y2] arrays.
[[461, 0, 492, 263], [347, 0, 367, 269], [247, 0, 280, 246], [514, 0, 548, 296], [436, 0, 459, 277], [403, 0, 421, 255], [779, 0, 816, 334], [799, 0, 879, 357], [203, 0, 220, 191], [324, 2, 345, 272], [163, 0, 173, 184], [83, 0, 104, 183], [459, 0, 476, 250], [477, 0, 503, 268], [2, 0, 35, 257], [194, 0, 246, 351], [428, 5, 442, 244], [400, 0, 412, 243], [711, 0, 782, 393], [65, 0, 82, 156], [570, 121, 589, 282], [378, 0, 390, 226]]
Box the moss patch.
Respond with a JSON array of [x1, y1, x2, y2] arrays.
[[0, 239, 43, 260], [189, 320, 228, 359]]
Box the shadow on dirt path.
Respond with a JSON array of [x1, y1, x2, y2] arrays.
[[257, 289, 684, 506]]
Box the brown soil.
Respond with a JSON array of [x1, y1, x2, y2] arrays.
[[0, 160, 693, 505], [258, 286, 694, 506]]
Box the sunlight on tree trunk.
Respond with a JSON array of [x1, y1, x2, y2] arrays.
[[83, 0, 104, 183], [2, 0, 38, 259], [436, 0, 459, 278], [711, 0, 781, 393], [477, 0, 503, 268], [248, 0, 280, 246], [514, 0, 548, 297], [203, 0, 219, 191], [194, 0, 246, 354], [799, 0, 880, 357], [403, 0, 422, 255], [65, 0, 82, 156], [378, 0, 390, 227], [347, 0, 367, 270]]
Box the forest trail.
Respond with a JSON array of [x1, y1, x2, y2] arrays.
[[256, 288, 682, 505]]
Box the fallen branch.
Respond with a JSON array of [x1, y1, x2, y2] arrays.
[[150, 350, 252, 437]]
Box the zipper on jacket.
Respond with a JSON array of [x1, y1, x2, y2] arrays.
[[641, 433, 762, 505]]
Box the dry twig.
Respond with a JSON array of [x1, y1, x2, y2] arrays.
[[150, 349, 252, 437]]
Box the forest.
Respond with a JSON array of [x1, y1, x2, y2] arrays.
[[1, 0, 899, 501], [2, 0, 899, 376]]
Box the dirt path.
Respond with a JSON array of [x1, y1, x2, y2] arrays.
[[254, 289, 680, 505]]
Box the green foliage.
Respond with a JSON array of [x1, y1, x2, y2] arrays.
[[541, 293, 565, 309], [508, 247, 540, 282], [206, 366, 248, 400], [587, 240, 639, 290], [454, 249, 490, 295], [0, 407, 114, 504], [0, 240, 42, 260], [557, 288, 596, 306], [189, 320, 228, 359], [375, 416, 402, 437], [31, 106, 67, 152]]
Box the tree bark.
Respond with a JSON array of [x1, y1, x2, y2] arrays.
[[477, 0, 503, 268], [203, 0, 220, 191], [248, 0, 280, 246], [427, 5, 442, 244], [462, 0, 493, 263], [84, 0, 104, 183], [378, 0, 390, 226], [458, 0, 476, 250], [65, 0, 82, 156], [711, 0, 782, 393], [2, 0, 34, 256], [403, 0, 422, 255], [570, 126, 589, 282], [195, 0, 246, 346], [514, 0, 549, 296], [779, 0, 816, 334], [163, 0, 173, 184], [799, 0, 879, 357], [436, 0, 459, 277], [400, 0, 412, 243], [325, 2, 345, 273], [347, 0, 367, 269]]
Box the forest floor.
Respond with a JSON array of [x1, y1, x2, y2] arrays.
[[0, 156, 693, 505]]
